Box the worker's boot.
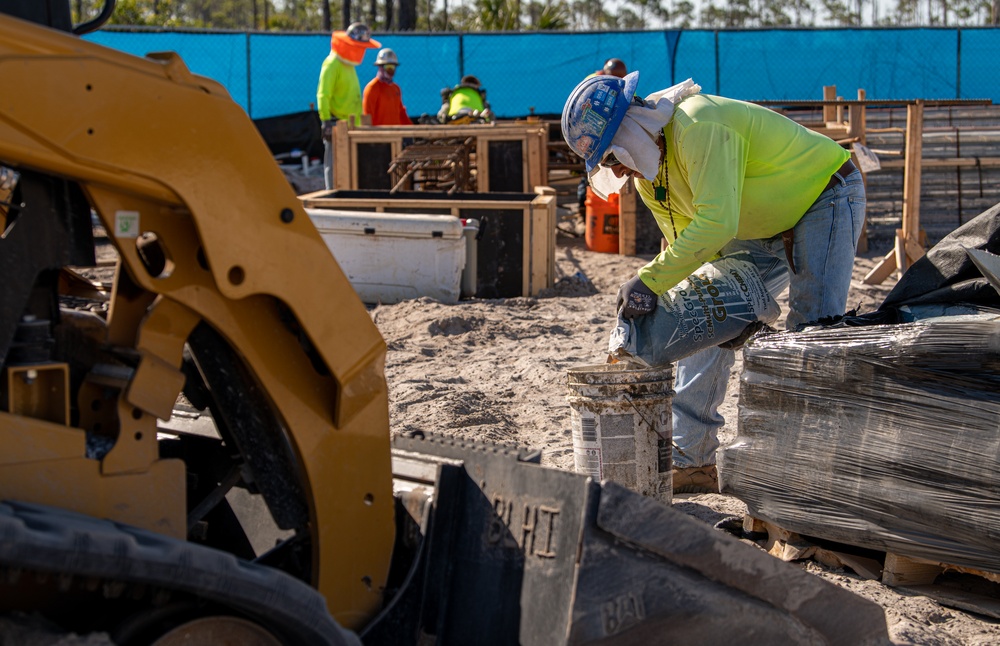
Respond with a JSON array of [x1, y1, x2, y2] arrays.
[[672, 465, 719, 494]]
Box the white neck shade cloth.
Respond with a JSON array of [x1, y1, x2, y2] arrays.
[[588, 79, 702, 200]]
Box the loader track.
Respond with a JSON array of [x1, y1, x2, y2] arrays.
[[0, 500, 359, 646]]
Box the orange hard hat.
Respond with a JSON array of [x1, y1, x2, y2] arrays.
[[331, 23, 380, 64], [331, 22, 381, 51]]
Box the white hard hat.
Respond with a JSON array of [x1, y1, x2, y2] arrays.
[[375, 48, 399, 66], [562, 71, 639, 173]]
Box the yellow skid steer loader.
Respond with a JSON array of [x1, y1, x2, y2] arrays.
[[0, 2, 890, 644]]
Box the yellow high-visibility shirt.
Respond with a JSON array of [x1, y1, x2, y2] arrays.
[[316, 52, 362, 125], [635, 93, 850, 294], [448, 87, 485, 115]]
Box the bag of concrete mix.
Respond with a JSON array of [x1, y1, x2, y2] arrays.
[[609, 253, 780, 367]]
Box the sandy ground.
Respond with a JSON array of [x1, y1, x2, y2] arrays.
[[372, 211, 1000, 645], [14, 196, 999, 644]]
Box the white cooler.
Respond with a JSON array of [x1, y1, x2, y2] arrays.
[[307, 208, 466, 304]]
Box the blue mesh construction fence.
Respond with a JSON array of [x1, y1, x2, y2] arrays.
[[85, 27, 998, 120]]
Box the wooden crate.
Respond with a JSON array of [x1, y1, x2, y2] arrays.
[[617, 181, 664, 256], [300, 189, 556, 299], [332, 121, 549, 194]]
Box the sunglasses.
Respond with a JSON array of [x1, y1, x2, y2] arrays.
[[383, 65, 396, 72], [601, 150, 623, 168]]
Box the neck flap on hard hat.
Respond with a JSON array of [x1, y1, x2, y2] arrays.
[[335, 52, 362, 67], [587, 79, 702, 201]]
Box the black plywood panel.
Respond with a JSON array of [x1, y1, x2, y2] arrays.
[[487, 140, 524, 193], [460, 208, 523, 299], [356, 143, 393, 190]]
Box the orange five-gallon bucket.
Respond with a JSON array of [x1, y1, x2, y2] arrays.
[[584, 186, 620, 253]]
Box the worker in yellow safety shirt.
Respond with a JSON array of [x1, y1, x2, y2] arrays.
[[316, 22, 380, 189], [562, 71, 866, 495], [436, 75, 493, 124]]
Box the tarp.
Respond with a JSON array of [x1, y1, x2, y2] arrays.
[[85, 27, 998, 120]]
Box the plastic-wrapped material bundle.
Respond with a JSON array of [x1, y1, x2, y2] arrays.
[[719, 314, 1000, 572]]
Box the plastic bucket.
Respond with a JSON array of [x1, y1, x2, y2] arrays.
[[584, 187, 619, 254], [567, 363, 673, 504]]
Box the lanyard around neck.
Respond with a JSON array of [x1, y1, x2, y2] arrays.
[[653, 133, 678, 242]]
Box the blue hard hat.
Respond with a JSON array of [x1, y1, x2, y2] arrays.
[[561, 71, 640, 173]]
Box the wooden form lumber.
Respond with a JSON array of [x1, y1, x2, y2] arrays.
[[865, 101, 926, 285], [618, 182, 639, 256], [332, 121, 549, 194], [760, 93, 994, 273], [299, 189, 556, 298], [879, 156, 1000, 169]]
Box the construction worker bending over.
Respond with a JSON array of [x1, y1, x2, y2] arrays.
[[363, 48, 411, 126], [316, 22, 380, 189], [561, 71, 866, 494], [437, 75, 493, 124]]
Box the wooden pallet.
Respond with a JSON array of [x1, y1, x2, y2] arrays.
[[743, 516, 884, 580], [744, 515, 1000, 617]]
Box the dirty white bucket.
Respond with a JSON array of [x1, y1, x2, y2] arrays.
[[567, 363, 673, 504]]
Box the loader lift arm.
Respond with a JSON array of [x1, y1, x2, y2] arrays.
[[0, 0, 394, 635]]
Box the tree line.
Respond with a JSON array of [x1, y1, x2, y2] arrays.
[[76, 0, 1000, 32]]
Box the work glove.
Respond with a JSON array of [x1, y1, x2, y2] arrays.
[[321, 119, 336, 139], [616, 275, 658, 319]]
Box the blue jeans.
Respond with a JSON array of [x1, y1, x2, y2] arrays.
[[323, 137, 334, 190], [672, 169, 867, 468]]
